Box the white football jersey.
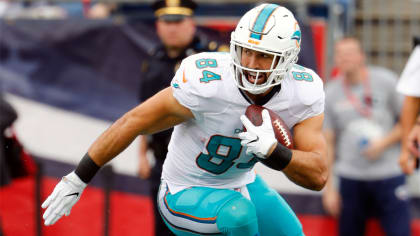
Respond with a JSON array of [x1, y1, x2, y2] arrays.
[[397, 45, 420, 96], [163, 52, 325, 194]]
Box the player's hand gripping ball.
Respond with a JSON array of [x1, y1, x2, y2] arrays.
[[239, 105, 293, 158]]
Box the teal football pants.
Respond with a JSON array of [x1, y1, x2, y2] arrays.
[[157, 175, 303, 236]]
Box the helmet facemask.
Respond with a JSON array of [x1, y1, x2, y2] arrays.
[[230, 41, 298, 95]]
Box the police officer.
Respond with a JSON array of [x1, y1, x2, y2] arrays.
[[138, 1, 222, 235]]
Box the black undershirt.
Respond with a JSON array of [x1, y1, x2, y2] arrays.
[[238, 84, 281, 106]]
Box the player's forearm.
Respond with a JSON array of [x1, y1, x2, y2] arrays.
[[283, 150, 328, 191], [88, 112, 141, 166], [88, 88, 191, 166], [281, 115, 328, 191]]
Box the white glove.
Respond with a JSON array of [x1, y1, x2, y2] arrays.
[[42, 171, 87, 226], [239, 109, 277, 159]]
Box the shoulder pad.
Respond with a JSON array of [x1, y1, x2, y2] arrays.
[[171, 53, 230, 109], [292, 64, 307, 71], [289, 66, 324, 106], [180, 52, 229, 91]]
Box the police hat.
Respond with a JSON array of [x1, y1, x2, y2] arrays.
[[152, 0, 197, 22]]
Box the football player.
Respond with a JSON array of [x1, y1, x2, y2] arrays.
[[42, 4, 327, 235]]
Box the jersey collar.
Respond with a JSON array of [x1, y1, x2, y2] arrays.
[[238, 84, 281, 106]]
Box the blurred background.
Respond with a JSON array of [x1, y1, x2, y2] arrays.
[[0, 0, 419, 235]]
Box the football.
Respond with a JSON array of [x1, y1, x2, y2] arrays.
[[244, 104, 294, 149]]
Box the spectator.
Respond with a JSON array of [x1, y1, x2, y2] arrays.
[[137, 0, 223, 235], [397, 37, 420, 174], [322, 37, 410, 236]]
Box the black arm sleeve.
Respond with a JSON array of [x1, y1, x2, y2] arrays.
[[75, 153, 101, 183], [259, 143, 292, 171]]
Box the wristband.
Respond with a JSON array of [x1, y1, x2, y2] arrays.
[[259, 143, 292, 171], [75, 153, 101, 183]]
